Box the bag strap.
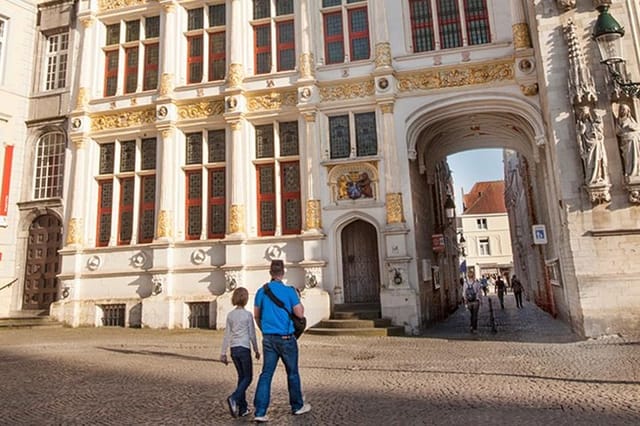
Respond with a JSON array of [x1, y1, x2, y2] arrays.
[[263, 283, 294, 318]]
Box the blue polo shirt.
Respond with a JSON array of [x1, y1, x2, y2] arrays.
[[254, 280, 301, 335]]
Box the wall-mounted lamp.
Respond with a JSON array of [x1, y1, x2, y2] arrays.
[[592, 5, 640, 97], [458, 233, 467, 257], [444, 194, 456, 222]]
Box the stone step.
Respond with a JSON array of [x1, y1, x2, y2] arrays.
[[333, 310, 380, 320], [307, 325, 405, 337], [0, 316, 63, 328], [316, 319, 377, 328]]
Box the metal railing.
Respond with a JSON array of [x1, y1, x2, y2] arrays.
[[0, 278, 18, 293]]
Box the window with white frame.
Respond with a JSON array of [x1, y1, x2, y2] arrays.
[[0, 17, 7, 81], [478, 237, 490, 256], [184, 129, 227, 240], [185, 3, 227, 84], [43, 32, 69, 91], [407, 0, 490, 53], [34, 132, 66, 199], [96, 138, 157, 246], [328, 111, 377, 159], [476, 218, 487, 229], [103, 16, 160, 97], [321, 0, 370, 65], [255, 121, 301, 236], [251, 0, 295, 75]]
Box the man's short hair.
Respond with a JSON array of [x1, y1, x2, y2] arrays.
[[270, 259, 285, 277]]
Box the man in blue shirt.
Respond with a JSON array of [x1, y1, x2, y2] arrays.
[[253, 260, 311, 422]]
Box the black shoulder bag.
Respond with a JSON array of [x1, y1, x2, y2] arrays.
[[262, 283, 307, 339]]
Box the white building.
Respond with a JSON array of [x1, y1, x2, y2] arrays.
[[2, 1, 639, 338], [460, 180, 513, 281]]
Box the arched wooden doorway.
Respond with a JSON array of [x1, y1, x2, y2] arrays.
[[23, 214, 62, 310], [341, 220, 380, 304]]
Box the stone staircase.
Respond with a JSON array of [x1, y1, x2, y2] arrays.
[[306, 303, 405, 337], [0, 310, 63, 329]]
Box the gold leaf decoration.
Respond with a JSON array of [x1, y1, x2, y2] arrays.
[[91, 108, 155, 131], [247, 91, 297, 111], [177, 100, 225, 119], [99, 0, 149, 12], [320, 80, 375, 102], [397, 60, 514, 92]]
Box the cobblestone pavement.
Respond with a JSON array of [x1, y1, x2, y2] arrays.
[[0, 293, 638, 426]]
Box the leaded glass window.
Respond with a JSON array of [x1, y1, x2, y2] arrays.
[[97, 180, 113, 247], [437, 0, 462, 49], [186, 171, 203, 239], [118, 177, 135, 244], [254, 0, 270, 19], [188, 8, 204, 31], [209, 4, 226, 27], [256, 125, 275, 158], [34, 132, 65, 199], [145, 16, 160, 38], [209, 169, 225, 237], [125, 20, 140, 42], [44, 32, 69, 91], [355, 112, 377, 156], [106, 24, 120, 45], [99, 143, 115, 174], [409, 0, 434, 52], [281, 162, 301, 234], [120, 140, 136, 172], [279, 122, 299, 156], [322, 1, 369, 64], [276, 0, 294, 15], [186, 133, 203, 164], [252, 0, 295, 75], [465, 0, 490, 45], [188, 35, 204, 83], [139, 176, 155, 243], [208, 130, 226, 162], [329, 115, 350, 159], [141, 138, 156, 170]]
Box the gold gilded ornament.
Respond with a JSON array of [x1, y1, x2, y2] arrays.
[[386, 193, 404, 224], [157, 210, 173, 238], [512, 23, 532, 49], [99, 0, 148, 12], [229, 204, 245, 234], [299, 53, 315, 79], [91, 108, 155, 131], [227, 64, 244, 88], [374, 42, 392, 69], [397, 60, 513, 92], [159, 73, 174, 96], [66, 218, 83, 245], [320, 80, 375, 102], [305, 200, 321, 230], [178, 100, 225, 119]]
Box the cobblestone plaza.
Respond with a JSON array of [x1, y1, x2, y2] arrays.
[[1, 294, 638, 425]]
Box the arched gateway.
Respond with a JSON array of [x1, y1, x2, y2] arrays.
[[403, 93, 565, 327]]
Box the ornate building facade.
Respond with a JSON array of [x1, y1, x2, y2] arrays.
[[1, 0, 639, 337]]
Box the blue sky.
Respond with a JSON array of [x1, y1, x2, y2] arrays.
[[447, 149, 504, 212]]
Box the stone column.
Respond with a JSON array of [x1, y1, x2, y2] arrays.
[[512, 0, 538, 96], [75, 15, 96, 111], [159, 1, 177, 97], [228, 120, 245, 236], [298, 0, 315, 81], [156, 127, 176, 241], [227, 0, 244, 87], [65, 136, 89, 248]]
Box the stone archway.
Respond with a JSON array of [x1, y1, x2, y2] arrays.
[[405, 95, 561, 321]]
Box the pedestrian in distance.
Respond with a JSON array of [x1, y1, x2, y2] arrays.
[[511, 275, 525, 308], [480, 275, 489, 296], [253, 260, 311, 423], [495, 276, 507, 309], [463, 271, 483, 333], [220, 287, 261, 418]]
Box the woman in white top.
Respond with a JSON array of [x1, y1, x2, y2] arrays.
[[220, 287, 260, 418]]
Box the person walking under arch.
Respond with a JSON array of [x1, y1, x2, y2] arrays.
[[511, 275, 524, 308], [464, 271, 483, 333], [253, 260, 311, 422], [495, 276, 507, 309]]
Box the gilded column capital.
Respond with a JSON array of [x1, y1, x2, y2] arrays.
[[75, 87, 90, 111], [80, 16, 95, 28], [302, 112, 316, 123], [66, 218, 84, 246], [230, 120, 243, 131], [72, 137, 88, 149], [157, 210, 173, 239], [227, 63, 244, 88], [374, 42, 392, 69], [161, 1, 176, 13], [299, 53, 315, 79], [380, 103, 394, 114], [512, 23, 532, 49], [305, 200, 321, 230], [229, 204, 245, 234], [386, 193, 404, 224], [161, 127, 174, 139], [158, 73, 174, 97]]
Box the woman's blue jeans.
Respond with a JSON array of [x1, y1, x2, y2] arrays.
[[230, 346, 252, 413], [253, 334, 304, 417]]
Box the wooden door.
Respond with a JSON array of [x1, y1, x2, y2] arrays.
[[23, 214, 62, 310], [341, 220, 380, 304]]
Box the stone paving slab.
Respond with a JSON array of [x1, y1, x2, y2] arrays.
[[0, 295, 638, 425]]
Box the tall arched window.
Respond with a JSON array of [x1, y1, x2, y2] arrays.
[[34, 132, 66, 199]]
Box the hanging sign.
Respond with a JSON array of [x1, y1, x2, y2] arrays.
[[432, 233, 445, 252], [532, 224, 547, 245]]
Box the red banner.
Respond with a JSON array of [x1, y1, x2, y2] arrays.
[[0, 144, 14, 217], [432, 234, 445, 252]]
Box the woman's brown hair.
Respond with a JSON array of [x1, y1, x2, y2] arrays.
[[231, 287, 249, 307]]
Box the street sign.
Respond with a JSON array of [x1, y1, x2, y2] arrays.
[[532, 224, 547, 244], [432, 234, 445, 252]]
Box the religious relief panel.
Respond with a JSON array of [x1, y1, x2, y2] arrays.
[[328, 163, 378, 203], [575, 106, 611, 203]]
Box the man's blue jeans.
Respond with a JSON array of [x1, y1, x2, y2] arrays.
[[230, 346, 252, 414], [253, 334, 304, 417]]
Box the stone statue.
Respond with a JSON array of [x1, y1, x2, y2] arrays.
[[576, 106, 609, 185], [615, 104, 640, 182]]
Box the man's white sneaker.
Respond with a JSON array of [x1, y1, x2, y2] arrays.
[[294, 403, 311, 415], [254, 415, 269, 423]]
